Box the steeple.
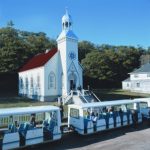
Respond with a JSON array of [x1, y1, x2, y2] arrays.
[[57, 9, 78, 41], [62, 8, 72, 31], [57, 9, 81, 96]]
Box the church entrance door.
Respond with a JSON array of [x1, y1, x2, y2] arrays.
[[68, 71, 77, 91], [70, 80, 76, 91]]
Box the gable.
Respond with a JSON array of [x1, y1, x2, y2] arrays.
[[19, 48, 57, 72], [130, 63, 150, 74]]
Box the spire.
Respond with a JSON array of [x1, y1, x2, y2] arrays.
[[57, 9, 78, 41], [62, 8, 72, 31], [65, 7, 68, 16]]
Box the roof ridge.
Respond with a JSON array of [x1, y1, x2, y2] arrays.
[[19, 48, 57, 72]]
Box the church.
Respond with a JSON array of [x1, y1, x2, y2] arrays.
[[18, 10, 83, 101]]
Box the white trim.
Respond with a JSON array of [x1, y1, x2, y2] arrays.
[[68, 99, 142, 109], [0, 106, 59, 116]]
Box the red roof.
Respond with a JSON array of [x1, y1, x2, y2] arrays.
[[19, 48, 57, 72]]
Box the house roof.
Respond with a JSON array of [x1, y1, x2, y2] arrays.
[[130, 63, 150, 74], [19, 48, 57, 72]]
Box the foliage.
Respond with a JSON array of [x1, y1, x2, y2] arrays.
[[0, 22, 56, 72], [82, 45, 144, 82], [78, 41, 97, 62]]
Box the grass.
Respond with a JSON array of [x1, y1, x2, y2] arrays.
[[0, 89, 150, 108], [0, 96, 58, 108], [93, 89, 150, 101]]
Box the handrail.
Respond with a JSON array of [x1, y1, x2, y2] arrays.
[[59, 89, 100, 105], [91, 91, 101, 102], [59, 91, 72, 105], [78, 91, 89, 103]]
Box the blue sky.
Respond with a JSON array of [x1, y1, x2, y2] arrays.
[[0, 0, 150, 48]]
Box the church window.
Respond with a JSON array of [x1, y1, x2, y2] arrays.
[[65, 22, 68, 28], [37, 75, 40, 88], [25, 77, 28, 89], [30, 77, 33, 89], [48, 72, 56, 89], [20, 78, 23, 89], [61, 73, 64, 88], [69, 22, 71, 27]]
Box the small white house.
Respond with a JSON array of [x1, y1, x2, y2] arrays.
[[18, 10, 83, 101], [122, 63, 150, 93], [122, 78, 131, 90]]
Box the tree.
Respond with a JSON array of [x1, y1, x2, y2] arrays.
[[82, 51, 116, 80], [0, 24, 57, 73], [78, 41, 96, 62], [0, 27, 28, 72], [82, 45, 144, 82]]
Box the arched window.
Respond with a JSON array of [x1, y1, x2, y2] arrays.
[[25, 77, 28, 89], [37, 75, 40, 88], [65, 22, 68, 28], [61, 73, 64, 89], [30, 76, 33, 89], [69, 22, 71, 27], [20, 77, 23, 89], [48, 72, 56, 89]]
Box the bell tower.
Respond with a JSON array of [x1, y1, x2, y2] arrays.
[[57, 9, 80, 96], [62, 9, 72, 31]]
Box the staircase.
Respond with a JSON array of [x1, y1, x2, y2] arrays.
[[61, 90, 101, 105]]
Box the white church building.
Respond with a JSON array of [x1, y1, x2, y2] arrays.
[[18, 10, 83, 101]]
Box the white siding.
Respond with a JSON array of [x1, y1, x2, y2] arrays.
[[44, 52, 60, 96], [131, 80, 150, 93], [130, 73, 149, 80], [122, 81, 131, 90], [78, 64, 83, 88], [57, 37, 80, 96], [18, 67, 44, 101]]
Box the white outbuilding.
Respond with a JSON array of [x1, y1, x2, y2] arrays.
[[18, 10, 83, 101], [122, 63, 150, 93]]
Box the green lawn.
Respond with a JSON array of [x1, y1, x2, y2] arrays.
[[0, 89, 150, 108], [0, 97, 58, 108], [93, 89, 150, 101]]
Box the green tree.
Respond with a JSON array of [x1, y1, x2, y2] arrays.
[[0, 23, 57, 73], [78, 41, 96, 62], [82, 45, 144, 82], [0, 27, 28, 72]]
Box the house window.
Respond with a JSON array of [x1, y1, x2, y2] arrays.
[[31, 77, 33, 88], [147, 74, 150, 77], [20, 78, 23, 89], [136, 83, 140, 88], [48, 72, 56, 89], [37, 75, 40, 88], [25, 77, 28, 89], [134, 74, 139, 78], [127, 83, 129, 87]]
